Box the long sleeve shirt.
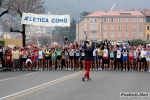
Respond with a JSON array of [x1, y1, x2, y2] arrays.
[[12, 50, 20, 59], [84, 41, 95, 61]]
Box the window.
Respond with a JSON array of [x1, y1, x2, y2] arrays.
[[140, 25, 143, 30], [132, 25, 136, 30], [90, 32, 97, 38], [147, 19, 150, 22], [104, 18, 107, 22], [111, 18, 114, 22], [111, 32, 114, 38], [111, 25, 114, 30], [132, 32, 136, 38], [104, 25, 107, 30], [147, 26, 150, 30], [125, 18, 128, 22], [125, 32, 128, 38], [118, 32, 121, 38], [139, 32, 143, 38], [118, 25, 121, 30], [125, 25, 128, 30], [139, 18, 143, 22], [91, 18, 97, 22], [90, 24, 97, 30], [104, 32, 107, 38], [132, 18, 136, 22], [90, 24, 97, 37], [147, 35, 150, 39], [118, 18, 121, 22]]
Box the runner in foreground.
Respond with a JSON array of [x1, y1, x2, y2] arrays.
[[82, 38, 95, 81]]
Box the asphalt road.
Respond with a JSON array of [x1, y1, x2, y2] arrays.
[[0, 70, 150, 100]]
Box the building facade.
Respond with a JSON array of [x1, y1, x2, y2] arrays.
[[3, 33, 11, 39], [142, 9, 150, 40], [76, 10, 146, 41]]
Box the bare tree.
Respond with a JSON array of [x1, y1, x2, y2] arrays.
[[0, 0, 45, 46], [0, 0, 13, 17]]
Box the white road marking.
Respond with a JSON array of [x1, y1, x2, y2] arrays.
[[0, 71, 82, 100], [24, 72, 38, 76], [0, 72, 38, 82], [0, 77, 15, 82]]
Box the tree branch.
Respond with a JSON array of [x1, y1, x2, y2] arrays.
[[10, 27, 22, 33], [0, 9, 8, 17], [17, 9, 22, 17]]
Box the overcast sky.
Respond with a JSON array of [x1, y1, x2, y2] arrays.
[[43, 0, 150, 19]]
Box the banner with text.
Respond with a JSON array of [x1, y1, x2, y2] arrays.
[[21, 13, 70, 27]]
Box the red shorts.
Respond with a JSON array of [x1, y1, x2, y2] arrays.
[[6, 60, 12, 64], [128, 56, 133, 60], [31, 56, 35, 61], [103, 56, 108, 59]]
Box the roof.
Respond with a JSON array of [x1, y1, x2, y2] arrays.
[[87, 11, 144, 17], [141, 9, 150, 16]]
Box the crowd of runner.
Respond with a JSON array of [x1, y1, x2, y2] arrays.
[[0, 40, 150, 72]]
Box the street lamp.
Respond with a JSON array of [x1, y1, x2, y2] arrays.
[[84, 31, 87, 39]]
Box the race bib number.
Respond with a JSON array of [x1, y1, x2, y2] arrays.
[[129, 53, 133, 56], [57, 52, 61, 56], [82, 53, 85, 56], [0, 49, 2, 52], [7, 56, 10, 60], [117, 52, 121, 58], [70, 52, 74, 56], [23, 55, 27, 58], [45, 55, 49, 57], [123, 52, 127, 56], [65, 52, 68, 56], [76, 53, 79, 56], [15, 54, 17, 58], [52, 53, 55, 56], [39, 55, 43, 59]]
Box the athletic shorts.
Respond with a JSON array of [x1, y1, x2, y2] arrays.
[[38, 59, 43, 61], [69, 56, 74, 60], [6, 60, 11, 64], [122, 56, 128, 61], [103, 59, 109, 64], [93, 56, 97, 61], [110, 58, 115, 60], [18, 57, 22, 61], [141, 58, 146, 62], [128, 56, 133, 61], [65, 56, 69, 59], [80, 57, 84, 60], [133, 58, 137, 61], [116, 58, 121, 62], [146, 57, 150, 61], [34, 58, 39, 61], [22, 58, 27, 62], [45, 57, 50, 60], [57, 56, 62, 60], [98, 56, 102, 60], [76, 56, 80, 60]]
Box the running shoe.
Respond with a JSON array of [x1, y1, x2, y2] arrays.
[[87, 78, 91, 81], [82, 77, 85, 81]]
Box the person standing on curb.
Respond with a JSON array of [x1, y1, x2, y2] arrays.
[[12, 47, 20, 71], [82, 38, 95, 81], [0, 44, 5, 69]]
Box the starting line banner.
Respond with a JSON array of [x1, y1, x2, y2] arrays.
[[21, 12, 70, 27]]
